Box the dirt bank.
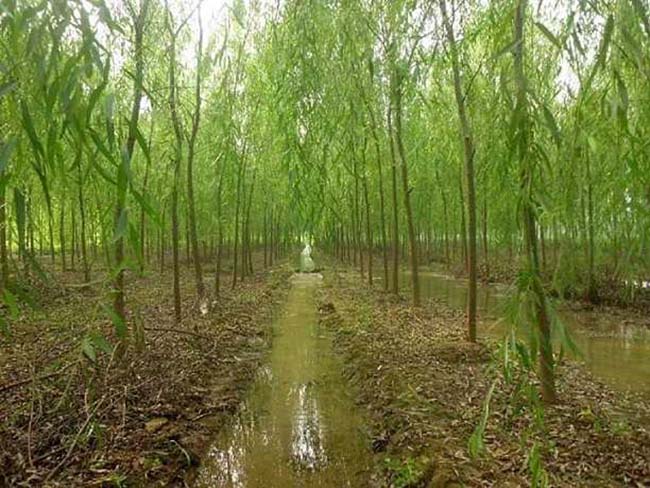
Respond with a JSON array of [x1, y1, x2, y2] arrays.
[[318, 266, 650, 487], [0, 264, 290, 487]]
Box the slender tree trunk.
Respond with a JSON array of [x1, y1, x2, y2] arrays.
[[139, 123, 152, 275], [393, 75, 420, 306], [482, 197, 489, 279], [0, 186, 7, 293], [586, 154, 597, 302], [459, 173, 468, 272], [441, 0, 477, 339], [70, 203, 76, 271], [242, 169, 256, 278], [353, 154, 363, 277], [514, 0, 555, 403], [187, 16, 205, 298], [436, 170, 450, 267], [263, 208, 268, 267], [166, 2, 182, 324], [46, 204, 55, 266], [59, 196, 66, 272], [363, 170, 373, 286], [232, 161, 244, 288], [76, 152, 90, 282], [268, 209, 274, 267], [372, 129, 389, 289], [160, 202, 166, 274], [387, 104, 399, 295], [114, 0, 150, 328]]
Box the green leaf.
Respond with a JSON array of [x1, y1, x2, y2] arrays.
[[20, 101, 45, 160], [90, 331, 113, 355], [0, 315, 11, 337], [541, 104, 561, 147], [534, 22, 562, 50], [468, 380, 496, 458], [102, 303, 127, 338], [0, 81, 16, 98], [596, 15, 614, 69], [0, 137, 16, 173], [130, 185, 161, 226], [115, 208, 128, 241], [3, 289, 19, 319], [89, 129, 117, 166], [82, 336, 96, 362], [134, 126, 151, 165], [630, 0, 650, 37]]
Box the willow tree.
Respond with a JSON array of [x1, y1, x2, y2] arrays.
[[513, 0, 555, 403], [439, 0, 478, 341], [165, 0, 184, 324], [113, 0, 151, 327], [187, 11, 206, 298]]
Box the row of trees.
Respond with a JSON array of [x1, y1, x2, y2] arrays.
[[2, 0, 649, 401], [0, 0, 293, 331]]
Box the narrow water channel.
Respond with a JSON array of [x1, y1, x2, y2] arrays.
[[195, 273, 371, 487], [400, 270, 650, 396]]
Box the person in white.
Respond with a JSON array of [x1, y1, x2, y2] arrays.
[[300, 242, 315, 272]]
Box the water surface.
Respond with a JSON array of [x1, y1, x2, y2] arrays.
[[394, 269, 650, 396], [196, 273, 371, 487]]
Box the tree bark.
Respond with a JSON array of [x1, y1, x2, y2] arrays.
[[393, 72, 420, 306], [114, 0, 150, 327], [187, 15, 205, 298], [440, 0, 477, 340], [514, 0, 556, 403], [387, 104, 400, 295], [165, 1, 183, 324]]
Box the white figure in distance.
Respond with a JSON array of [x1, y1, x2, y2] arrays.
[[300, 243, 315, 273]]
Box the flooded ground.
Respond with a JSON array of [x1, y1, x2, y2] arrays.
[[397, 269, 650, 396], [195, 273, 371, 487]]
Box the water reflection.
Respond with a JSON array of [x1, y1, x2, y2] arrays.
[[291, 383, 327, 470], [390, 269, 650, 396], [195, 273, 370, 487]]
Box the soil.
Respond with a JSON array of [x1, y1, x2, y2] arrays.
[[0, 263, 290, 487], [317, 266, 650, 487]]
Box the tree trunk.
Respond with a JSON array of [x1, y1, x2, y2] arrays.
[[482, 198, 489, 279], [187, 17, 205, 298], [166, 2, 182, 324], [114, 0, 150, 328], [363, 170, 373, 287], [393, 73, 420, 306], [76, 152, 90, 283], [0, 185, 7, 293], [232, 160, 244, 288], [387, 104, 399, 295], [59, 196, 66, 272], [440, 0, 477, 340], [514, 0, 556, 403]]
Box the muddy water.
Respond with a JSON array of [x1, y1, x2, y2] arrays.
[[399, 270, 650, 396], [195, 273, 371, 488]]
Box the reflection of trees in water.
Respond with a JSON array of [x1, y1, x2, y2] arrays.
[[291, 382, 328, 470], [204, 420, 247, 487]]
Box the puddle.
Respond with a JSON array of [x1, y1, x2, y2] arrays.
[[195, 273, 371, 487], [391, 269, 650, 396]]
